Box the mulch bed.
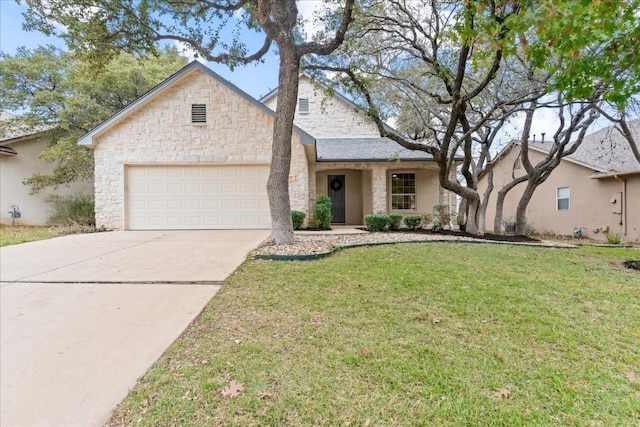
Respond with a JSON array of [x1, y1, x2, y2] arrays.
[[623, 260, 640, 271], [388, 229, 540, 243]]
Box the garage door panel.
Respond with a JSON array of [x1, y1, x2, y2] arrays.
[[127, 165, 270, 230]]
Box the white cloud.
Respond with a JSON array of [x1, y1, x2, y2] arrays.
[[297, 0, 330, 41], [174, 40, 207, 64]]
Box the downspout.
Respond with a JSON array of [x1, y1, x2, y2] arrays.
[[614, 174, 627, 236]]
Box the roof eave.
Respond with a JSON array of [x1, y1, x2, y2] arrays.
[[77, 61, 315, 147], [590, 169, 640, 179]]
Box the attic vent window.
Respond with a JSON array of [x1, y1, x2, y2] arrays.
[[298, 98, 309, 113], [191, 104, 207, 123]]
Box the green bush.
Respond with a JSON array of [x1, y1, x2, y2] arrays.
[[365, 214, 389, 232], [433, 204, 450, 227], [312, 196, 332, 229], [46, 194, 95, 226], [404, 215, 422, 230], [388, 213, 403, 231], [431, 219, 443, 232], [502, 216, 516, 234], [291, 211, 306, 230], [421, 213, 434, 228]]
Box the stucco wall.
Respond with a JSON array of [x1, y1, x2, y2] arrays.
[[478, 146, 639, 241], [92, 68, 309, 230], [0, 137, 92, 226], [263, 76, 380, 138]]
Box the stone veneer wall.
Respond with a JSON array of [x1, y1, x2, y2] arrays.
[[93, 68, 309, 230], [263, 76, 380, 138]]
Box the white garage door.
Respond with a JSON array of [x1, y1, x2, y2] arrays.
[[126, 165, 271, 230]]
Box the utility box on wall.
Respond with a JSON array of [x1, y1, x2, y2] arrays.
[[611, 192, 623, 214]]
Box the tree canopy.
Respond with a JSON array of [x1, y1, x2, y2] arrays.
[[0, 45, 188, 192]]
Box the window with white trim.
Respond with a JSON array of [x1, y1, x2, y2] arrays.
[[556, 186, 570, 211], [191, 104, 207, 123], [391, 173, 416, 210], [298, 98, 309, 113]]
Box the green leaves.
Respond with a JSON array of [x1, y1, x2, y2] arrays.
[[1, 45, 188, 192], [513, 0, 640, 107]]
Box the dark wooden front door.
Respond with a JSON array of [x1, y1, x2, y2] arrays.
[[327, 175, 346, 223]]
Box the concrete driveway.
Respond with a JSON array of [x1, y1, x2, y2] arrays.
[[0, 230, 268, 427]]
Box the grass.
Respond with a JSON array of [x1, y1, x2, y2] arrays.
[[0, 224, 54, 247], [108, 243, 640, 426]]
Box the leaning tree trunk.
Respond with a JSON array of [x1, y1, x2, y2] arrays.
[[514, 180, 538, 235], [266, 49, 300, 245]]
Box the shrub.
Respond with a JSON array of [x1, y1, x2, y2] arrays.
[[388, 213, 403, 231], [46, 194, 95, 226], [312, 196, 332, 229], [421, 213, 434, 228], [456, 213, 466, 231], [433, 204, 450, 227], [605, 233, 622, 245], [365, 214, 389, 232], [431, 219, 443, 232], [502, 216, 516, 234], [291, 211, 306, 230], [404, 214, 422, 230]]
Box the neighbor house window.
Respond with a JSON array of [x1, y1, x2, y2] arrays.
[[557, 186, 570, 211], [191, 104, 207, 123], [298, 98, 309, 113], [391, 173, 416, 210]]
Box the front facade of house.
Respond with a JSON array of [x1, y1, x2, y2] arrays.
[[0, 113, 92, 226], [477, 123, 640, 242], [82, 62, 453, 230]]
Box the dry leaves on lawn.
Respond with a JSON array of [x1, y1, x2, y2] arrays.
[[493, 388, 511, 399], [221, 380, 244, 398]]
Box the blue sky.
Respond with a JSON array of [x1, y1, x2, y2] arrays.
[[0, 0, 282, 99]]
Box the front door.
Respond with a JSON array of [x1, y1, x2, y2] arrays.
[[328, 175, 346, 223]]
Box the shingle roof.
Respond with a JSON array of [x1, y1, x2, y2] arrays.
[[1, 111, 53, 143], [528, 119, 640, 173], [316, 137, 435, 162]]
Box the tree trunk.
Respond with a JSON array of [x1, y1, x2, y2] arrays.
[[515, 181, 538, 235], [266, 48, 300, 245], [494, 188, 506, 235], [466, 196, 480, 235]]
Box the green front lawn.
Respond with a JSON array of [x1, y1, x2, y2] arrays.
[[109, 243, 640, 426], [0, 225, 54, 247]]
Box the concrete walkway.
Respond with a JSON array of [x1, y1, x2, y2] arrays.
[[0, 230, 269, 427]]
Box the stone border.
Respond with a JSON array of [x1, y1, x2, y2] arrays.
[[253, 238, 578, 261]]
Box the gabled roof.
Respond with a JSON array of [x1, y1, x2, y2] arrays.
[[489, 119, 640, 174], [78, 61, 315, 147], [316, 137, 436, 162], [260, 72, 396, 134]]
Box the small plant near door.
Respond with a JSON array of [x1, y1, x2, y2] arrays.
[[291, 211, 306, 230], [312, 196, 332, 230]]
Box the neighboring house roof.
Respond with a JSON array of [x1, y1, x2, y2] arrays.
[[489, 119, 640, 175], [77, 61, 315, 147], [316, 137, 436, 162], [529, 119, 640, 173], [0, 145, 18, 156], [0, 111, 49, 144]]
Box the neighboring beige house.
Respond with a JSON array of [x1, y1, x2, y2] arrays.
[[0, 112, 92, 226], [78, 61, 454, 230], [478, 120, 640, 242]]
